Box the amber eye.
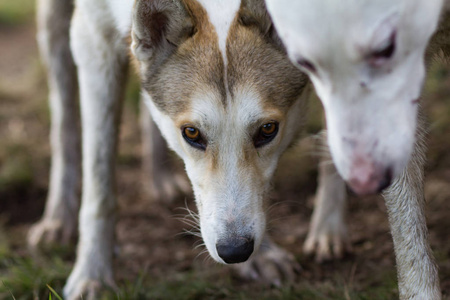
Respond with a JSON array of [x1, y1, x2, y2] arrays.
[[182, 126, 206, 150], [261, 122, 277, 136], [184, 127, 199, 139], [254, 121, 279, 148]]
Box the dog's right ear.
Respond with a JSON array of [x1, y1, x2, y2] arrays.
[[131, 0, 194, 64]]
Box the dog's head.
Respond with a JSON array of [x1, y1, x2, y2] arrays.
[[131, 0, 308, 264], [266, 0, 443, 195]]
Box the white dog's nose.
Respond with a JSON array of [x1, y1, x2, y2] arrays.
[[216, 237, 254, 264], [347, 158, 393, 196]]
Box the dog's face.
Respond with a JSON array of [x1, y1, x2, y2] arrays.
[[131, 0, 308, 264], [266, 0, 443, 195]]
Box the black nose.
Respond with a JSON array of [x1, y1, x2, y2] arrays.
[[377, 167, 393, 193], [216, 237, 254, 264]]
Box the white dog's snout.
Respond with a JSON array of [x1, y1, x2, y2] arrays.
[[347, 156, 393, 195]]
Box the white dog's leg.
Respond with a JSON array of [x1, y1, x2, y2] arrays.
[[28, 0, 80, 247], [233, 235, 301, 286], [382, 123, 441, 300], [304, 133, 349, 262], [63, 3, 128, 299], [140, 101, 191, 202]]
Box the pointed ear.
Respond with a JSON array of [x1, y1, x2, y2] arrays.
[[131, 0, 194, 63]]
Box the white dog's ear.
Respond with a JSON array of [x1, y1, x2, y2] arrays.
[[131, 0, 194, 62]]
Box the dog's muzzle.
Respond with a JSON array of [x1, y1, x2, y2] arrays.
[[216, 237, 254, 264], [348, 164, 393, 196]]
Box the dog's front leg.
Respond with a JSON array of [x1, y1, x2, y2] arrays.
[[28, 0, 80, 248], [303, 131, 350, 262], [63, 4, 128, 299], [382, 124, 441, 300]]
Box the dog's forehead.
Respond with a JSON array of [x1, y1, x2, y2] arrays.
[[186, 87, 269, 132], [268, 0, 401, 63], [196, 0, 306, 110], [196, 0, 240, 62], [148, 0, 306, 118]]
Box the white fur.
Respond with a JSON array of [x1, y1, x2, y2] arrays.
[[266, 0, 443, 185], [303, 136, 349, 262], [36, 0, 444, 298], [197, 0, 240, 59], [36, 0, 313, 298], [35, 0, 352, 298], [28, 0, 80, 247], [145, 85, 307, 263], [265, 0, 444, 298], [197, 0, 241, 105], [63, 1, 130, 298], [109, 0, 133, 37]]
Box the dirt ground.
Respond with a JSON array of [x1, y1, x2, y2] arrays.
[[0, 19, 449, 299]]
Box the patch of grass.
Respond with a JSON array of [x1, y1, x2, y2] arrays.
[[97, 267, 399, 300], [0, 236, 400, 300], [47, 284, 63, 300], [0, 0, 35, 26], [0, 255, 71, 300], [0, 223, 71, 300], [100, 270, 232, 300], [357, 274, 399, 300]]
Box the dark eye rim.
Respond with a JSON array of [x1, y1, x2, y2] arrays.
[[181, 126, 207, 151], [254, 121, 279, 148], [295, 58, 316, 73], [369, 31, 396, 65]]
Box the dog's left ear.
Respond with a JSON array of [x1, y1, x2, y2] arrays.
[[131, 0, 194, 64]]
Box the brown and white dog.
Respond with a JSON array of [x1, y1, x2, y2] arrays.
[[31, 0, 326, 298]]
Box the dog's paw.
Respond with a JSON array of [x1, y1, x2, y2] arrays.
[[63, 278, 104, 300], [27, 217, 76, 248], [303, 224, 351, 262], [63, 264, 115, 300], [147, 172, 191, 203], [233, 239, 300, 287]]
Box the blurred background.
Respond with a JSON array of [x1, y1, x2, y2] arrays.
[[0, 1, 449, 299]]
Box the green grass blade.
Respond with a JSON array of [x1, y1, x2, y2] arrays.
[[47, 284, 63, 300]]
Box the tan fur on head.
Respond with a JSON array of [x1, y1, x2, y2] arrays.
[[132, 0, 309, 264]]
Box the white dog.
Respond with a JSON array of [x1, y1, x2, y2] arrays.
[[265, 0, 447, 299]]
